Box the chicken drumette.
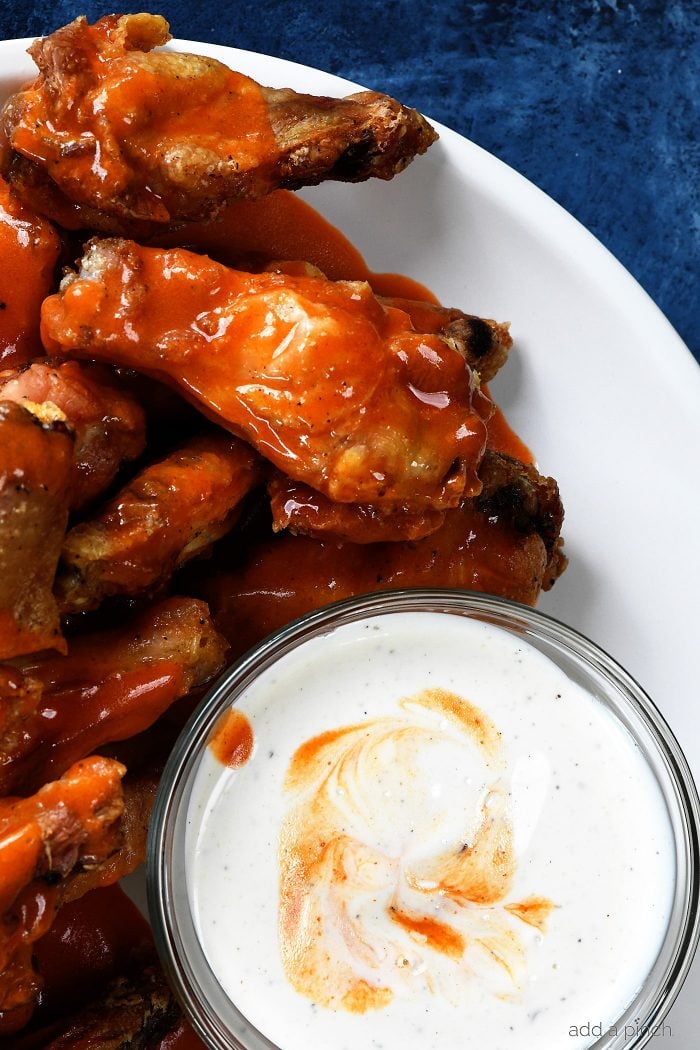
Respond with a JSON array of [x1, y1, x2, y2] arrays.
[[41, 238, 493, 513]]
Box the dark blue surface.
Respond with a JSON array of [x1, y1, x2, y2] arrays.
[[1, 1, 697, 359]]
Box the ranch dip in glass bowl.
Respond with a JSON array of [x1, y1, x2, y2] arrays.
[[148, 590, 700, 1050]]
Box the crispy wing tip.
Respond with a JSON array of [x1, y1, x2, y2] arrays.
[[268, 87, 438, 188], [442, 316, 512, 383], [476, 450, 567, 588], [27, 12, 171, 65]]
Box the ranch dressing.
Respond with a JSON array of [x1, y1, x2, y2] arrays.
[[187, 612, 674, 1050]]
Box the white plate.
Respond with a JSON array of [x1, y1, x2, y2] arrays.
[[2, 36, 699, 1045]]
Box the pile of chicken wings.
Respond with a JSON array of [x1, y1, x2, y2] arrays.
[[0, 13, 565, 1046]]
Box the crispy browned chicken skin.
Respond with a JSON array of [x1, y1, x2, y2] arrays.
[[56, 432, 261, 614], [28, 964, 181, 1049], [0, 402, 73, 660], [2, 13, 437, 232]]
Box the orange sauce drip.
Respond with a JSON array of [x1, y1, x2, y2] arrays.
[[504, 895, 556, 932], [209, 708, 254, 768], [389, 907, 465, 959], [484, 392, 534, 464], [154, 189, 438, 305]]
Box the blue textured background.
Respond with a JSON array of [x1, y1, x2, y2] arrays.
[[1, 1, 697, 359]]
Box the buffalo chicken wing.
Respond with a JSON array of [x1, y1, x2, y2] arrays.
[[0, 360, 146, 510], [3, 598, 228, 795], [0, 756, 125, 1032], [41, 238, 493, 509], [56, 432, 261, 614], [195, 454, 566, 656], [2, 13, 437, 232]]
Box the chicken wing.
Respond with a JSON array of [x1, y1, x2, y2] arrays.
[[3, 597, 228, 795], [194, 454, 566, 655], [0, 361, 146, 510], [0, 402, 73, 661], [56, 432, 261, 614], [266, 448, 556, 544], [0, 178, 60, 368], [10, 890, 191, 1049], [0, 756, 125, 1033], [41, 239, 493, 509], [59, 770, 158, 905], [23, 964, 180, 1049], [2, 13, 437, 233]]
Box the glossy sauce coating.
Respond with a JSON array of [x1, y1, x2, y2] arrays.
[[42, 239, 492, 510], [267, 471, 448, 542], [197, 505, 551, 658], [0, 756, 125, 1031], [0, 177, 60, 367], [7, 15, 277, 226], [0, 360, 147, 511], [31, 885, 151, 1023], [56, 433, 261, 614], [5, 598, 228, 795]]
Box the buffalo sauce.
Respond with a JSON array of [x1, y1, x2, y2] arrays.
[[0, 177, 61, 368], [42, 240, 492, 509], [152, 188, 439, 303], [484, 396, 534, 463], [30, 884, 151, 1021], [209, 708, 254, 768], [8, 16, 278, 226], [4, 885, 207, 1049]]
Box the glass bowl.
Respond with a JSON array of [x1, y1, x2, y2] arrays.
[[148, 590, 700, 1050]]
